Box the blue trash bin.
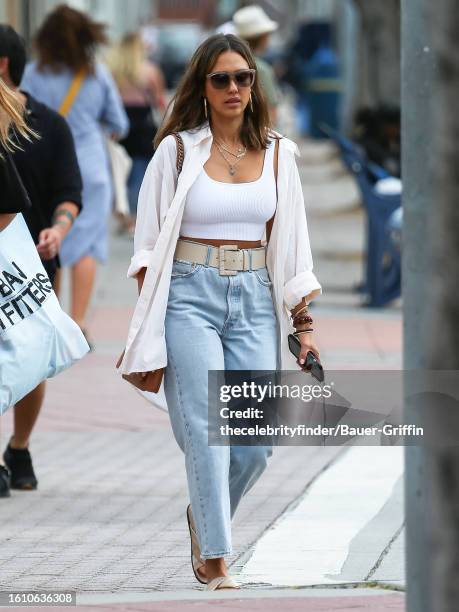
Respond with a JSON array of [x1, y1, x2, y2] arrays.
[[302, 45, 342, 139]]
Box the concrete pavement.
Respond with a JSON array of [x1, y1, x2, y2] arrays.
[[0, 132, 404, 609], [65, 589, 404, 611]]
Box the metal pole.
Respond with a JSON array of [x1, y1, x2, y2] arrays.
[[423, 0, 459, 609], [402, 0, 435, 610]]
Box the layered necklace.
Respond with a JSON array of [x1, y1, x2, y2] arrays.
[[214, 139, 247, 176]]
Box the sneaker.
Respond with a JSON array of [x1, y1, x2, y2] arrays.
[[3, 443, 38, 490], [0, 465, 11, 497]]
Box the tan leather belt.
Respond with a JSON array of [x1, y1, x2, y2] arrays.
[[174, 239, 267, 276]]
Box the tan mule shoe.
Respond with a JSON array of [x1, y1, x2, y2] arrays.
[[205, 575, 241, 591], [186, 504, 207, 584]]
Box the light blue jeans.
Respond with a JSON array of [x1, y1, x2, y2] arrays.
[[164, 248, 279, 559]]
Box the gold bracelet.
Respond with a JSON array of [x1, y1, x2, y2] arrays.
[[291, 305, 309, 318], [290, 298, 309, 317]]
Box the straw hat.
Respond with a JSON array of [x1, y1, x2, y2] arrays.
[[233, 5, 278, 39]]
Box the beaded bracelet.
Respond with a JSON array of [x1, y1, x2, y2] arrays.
[[294, 317, 313, 325], [294, 311, 312, 319], [293, 315, 313, 326], [290, 306, 309, 320]]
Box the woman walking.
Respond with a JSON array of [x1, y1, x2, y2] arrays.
[[21, 5, 128, 341], [119, 34, 322, 591], [107, 32, 166, 233]]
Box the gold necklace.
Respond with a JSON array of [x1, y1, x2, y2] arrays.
[[215, 143, 247, 176], [215, 139, 247, 159]]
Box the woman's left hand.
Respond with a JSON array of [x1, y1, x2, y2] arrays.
[[296, 332, 320, 366]]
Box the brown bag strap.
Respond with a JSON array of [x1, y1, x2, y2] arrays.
[[266, 136, 280, 244], [172, 132, 184, 176]]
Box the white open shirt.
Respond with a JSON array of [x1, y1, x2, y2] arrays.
[[119, 123, 322, 412]]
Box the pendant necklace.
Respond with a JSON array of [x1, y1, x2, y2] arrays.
[[215, 139, 247, 159], [215, 143, 247, 176]]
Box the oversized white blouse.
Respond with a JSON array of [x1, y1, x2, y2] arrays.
[[119, 122, 322, 412]]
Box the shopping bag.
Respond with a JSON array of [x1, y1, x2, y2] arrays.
[[0, 214, 90, 414], [106, 138, 132, 217]]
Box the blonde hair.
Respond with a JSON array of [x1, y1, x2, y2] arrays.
[[0, 78, 36, 152], [106, 32, 146, 89]]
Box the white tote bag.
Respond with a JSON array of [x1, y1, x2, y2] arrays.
[[0, 214, 89, 414], [106, 138, 132, 217]]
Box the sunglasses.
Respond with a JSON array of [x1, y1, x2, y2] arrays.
[[206, 69, 256, 90]]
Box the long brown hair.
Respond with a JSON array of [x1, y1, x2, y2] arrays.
[[34, 4, 107, 74], [0, 78, 36, 154], [155, 34, 271, 151]]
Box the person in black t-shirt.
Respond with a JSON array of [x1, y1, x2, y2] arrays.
[[12, 92, 83, 284], [0, 80, 31, 219], [0, 25, 82, 493], [0, 149, 31, 215], [0, 78, 35, 498], [0, 26, 82, 286]]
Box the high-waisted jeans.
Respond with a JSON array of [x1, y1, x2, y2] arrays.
[[163, 251, 279, 559]]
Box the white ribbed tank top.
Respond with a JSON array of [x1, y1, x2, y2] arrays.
[[180, 138, 277, 240]]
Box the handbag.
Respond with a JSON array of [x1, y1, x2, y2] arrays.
[[0, 214, 89, 413], [116, 132, 184, 393], [106, 138, 132, 217]]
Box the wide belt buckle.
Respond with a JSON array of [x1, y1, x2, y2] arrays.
[[218, 244, 239, 276]]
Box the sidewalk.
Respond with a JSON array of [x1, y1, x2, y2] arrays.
[[0, 132, 404, 610], [42, 589, 404, 611]]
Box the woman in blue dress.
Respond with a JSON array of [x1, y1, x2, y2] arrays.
[[21, 5, 129, 341]]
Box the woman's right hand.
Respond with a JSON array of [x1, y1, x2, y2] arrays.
[[296, 332, 320, 366]]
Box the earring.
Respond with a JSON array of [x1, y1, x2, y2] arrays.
[[249, 92, 253, 112], [203, 97, 208, 119]]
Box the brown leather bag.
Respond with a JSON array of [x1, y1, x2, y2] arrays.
[[116, 133, 184, 393], [116, 350, 165, 393]]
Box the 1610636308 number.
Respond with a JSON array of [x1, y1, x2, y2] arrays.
[[0, 592, 76, 606]]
